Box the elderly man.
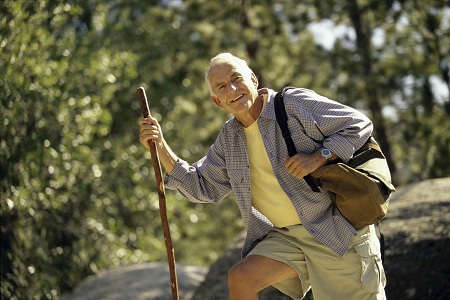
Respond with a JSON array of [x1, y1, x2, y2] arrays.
[[139, 53, 386, 300]]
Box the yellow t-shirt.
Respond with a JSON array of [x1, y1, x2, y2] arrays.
[[244, 114, 301, 227]]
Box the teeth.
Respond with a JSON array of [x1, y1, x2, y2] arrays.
[[232, 95, 243, 102]]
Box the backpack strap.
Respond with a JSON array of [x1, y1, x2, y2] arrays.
[[355, 136, 382, 155], [274, 87, 297, 157], [274, 87, 321, 193]]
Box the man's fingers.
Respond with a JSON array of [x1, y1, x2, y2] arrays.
[[284, 156, 300, 172], [139, 115, 157, 125], [284, 154, 310, 178]]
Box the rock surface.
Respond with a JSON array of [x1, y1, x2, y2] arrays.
[[63, 177, 450, 299], [61, 263, 207, 300], [382, 177, 450, 299]]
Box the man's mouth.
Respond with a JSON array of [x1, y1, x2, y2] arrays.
[[231, 94, 244, 103]]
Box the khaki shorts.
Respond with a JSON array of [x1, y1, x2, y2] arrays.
[[248, 224, 386, 300]]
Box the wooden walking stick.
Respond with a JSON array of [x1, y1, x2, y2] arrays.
[[137, 87, 179, 300]]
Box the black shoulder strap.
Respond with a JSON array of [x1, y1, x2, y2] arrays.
[[274, 87, 321, 193], [274, 87, 297, 157]]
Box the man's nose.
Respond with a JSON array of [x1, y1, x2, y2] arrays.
[[227, 82, 237, 93]]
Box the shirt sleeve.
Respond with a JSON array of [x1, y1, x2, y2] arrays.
[[285, 88, 373, 162], [164, 129, 233, 203]]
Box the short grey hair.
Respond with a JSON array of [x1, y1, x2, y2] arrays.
[[205, 53, 253, 96]]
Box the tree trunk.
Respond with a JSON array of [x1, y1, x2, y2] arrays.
[[240, 0, 267, 88], [347, 0, 397, 174]]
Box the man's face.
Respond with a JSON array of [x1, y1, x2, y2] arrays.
[[208, 62, 259, 118]]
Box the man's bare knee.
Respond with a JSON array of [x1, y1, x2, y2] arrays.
[[228, 262, 260, 299], [230, 256, 282, 292], [229, 262, 251, 286], [228, 260, 265, 292]]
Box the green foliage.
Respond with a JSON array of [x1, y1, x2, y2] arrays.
[[1, 0, 449, 299], [1, 1, 140, 298]]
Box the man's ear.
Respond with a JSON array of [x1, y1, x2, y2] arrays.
[[211, 96, 223, 108], [251, 72, 259, 89]]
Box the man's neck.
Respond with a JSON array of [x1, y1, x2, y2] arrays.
[[237, 93, 265, 127]]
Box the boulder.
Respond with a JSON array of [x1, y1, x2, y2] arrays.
[[382, 177, 450, 299], [62, 262, 207, 300]]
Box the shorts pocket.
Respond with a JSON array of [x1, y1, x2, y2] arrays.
[[354, 237, 386, 293]]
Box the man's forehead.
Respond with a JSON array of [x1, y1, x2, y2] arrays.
[[211, 61, 239, 72], [209, 62, 247, 79]]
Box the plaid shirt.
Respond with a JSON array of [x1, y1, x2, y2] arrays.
[[164, 88, 373, 257]]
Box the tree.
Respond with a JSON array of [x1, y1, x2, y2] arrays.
[[1, 1, 142, 298], [289, 0, 449, 183]]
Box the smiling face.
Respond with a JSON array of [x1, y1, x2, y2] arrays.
[[208, 61, 260, 122]]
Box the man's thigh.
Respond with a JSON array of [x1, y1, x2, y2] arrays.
[[230, 255, 298, 291]]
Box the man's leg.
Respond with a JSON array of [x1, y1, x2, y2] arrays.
[[228, 254, 298, 300]]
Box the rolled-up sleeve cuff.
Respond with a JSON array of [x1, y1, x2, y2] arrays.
[[164, 159, 189, 189], [324, 134, 369, 163]]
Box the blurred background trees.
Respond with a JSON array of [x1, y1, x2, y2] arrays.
[[1, 0, 448, 298]]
